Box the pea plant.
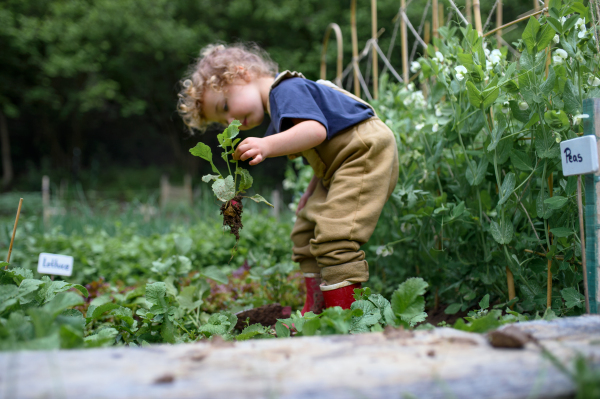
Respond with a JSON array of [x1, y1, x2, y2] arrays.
[[189, 120, 273, 241], [371, 0, 597, 316]]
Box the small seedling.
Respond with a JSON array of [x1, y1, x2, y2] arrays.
[[189, 120, 273, 241]]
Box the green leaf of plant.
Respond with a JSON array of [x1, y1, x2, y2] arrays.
[[540, 67, 556, 98], [490, 220, 513, 244], [550, 227, 574, 237], [544, 110, 570, 131], [561, 287, 584, 308], [275, 320, 291, 338], [145, 282, 167, 310], [535, 128, 559, 159], [190, 142, 221, 175], [444, 303, 462, 314], [498, 172, 516, 206], [90, 303, 120, 322], [544, 195, 569, 210], [481, 86, 499, 109], [111, 306, 135, 328], [536, 24, 556, 50], [465, 157, 488, 186], [479, 294, 490, 310], [202, 174, 221, 183], [563, 80, 582, 115], [236, 324, 269, 341], [176, 285, 203, 311], [43, 292, 84, 318], [220, 120, 242, 147], [236, 167, 253, 192], [212, 175, 235, 202], [390, 277, 428, 326], [510, 151, 533, 171], [536, 188, 553, 219], [246, 194, 274, 207], [522, 16, 541, 54], [84, 328, 118, 348], [201, 266, 229, 285], [466, 81, 482, 108]]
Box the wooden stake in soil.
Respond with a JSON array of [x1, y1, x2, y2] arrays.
[[5, 198, 23, 268], [432, 0, 439, 42], [401, 0, 409, 83], [496, 0, 503, 48], [547, 174, 554, 309], [578, 175, 590, 314], [371, 0, 378, 100], [473, 0, 483, 35], [320, 22, 344, 86], [466, 0, 472, 23], [584, 97, 600, 314], [506, 265, 516, 303], [351, 0, 360, 98]]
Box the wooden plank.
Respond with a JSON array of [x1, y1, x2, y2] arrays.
[[1, 316, 599, 399], [584, 97, 600, 313]]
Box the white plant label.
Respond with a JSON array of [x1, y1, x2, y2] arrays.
[[560, 136, 599, 176], [38, 253, 74, 276]]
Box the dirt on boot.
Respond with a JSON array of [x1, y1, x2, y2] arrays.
[[220, 196, 243, 240]]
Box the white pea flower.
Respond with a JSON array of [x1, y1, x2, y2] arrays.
[[518, 101, 529, 111], [553, 55, 564, 64], [490, 54, 501, 65], [432, 123, 439, 132], [376, 245, 393, 257], [491, 49, 502, 58], [578, 29, 587, 39], [588, 76, 600, 86], [554, 48, 568, 60], [407, 83, 415, 91], [553, 34, 560, 44], [576, 18, 586, 31], [435, 107, 442, 117], [573, 114, 590, 124], [483, 41, 488, 50], [415, 123, 425, 131], [410, 61, 421, 73], [435, 51, 444, 62], [455, 65, 468, 81], [484, 48, 491, 57], [486, 60, 493, 70], [502, 101, 510, 114], [559, 16, 567, 25]]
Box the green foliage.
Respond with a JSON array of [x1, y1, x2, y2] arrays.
[[367, 0, 594, 317]]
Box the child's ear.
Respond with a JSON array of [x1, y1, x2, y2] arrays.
[[238, 67, 253, 82]]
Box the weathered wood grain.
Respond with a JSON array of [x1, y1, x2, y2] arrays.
[[1, 316, 599, 399]]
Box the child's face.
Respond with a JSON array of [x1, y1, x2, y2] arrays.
[[202, 78, 267, 131]]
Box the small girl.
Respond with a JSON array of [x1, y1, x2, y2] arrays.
[[179, 43, 398, 314]]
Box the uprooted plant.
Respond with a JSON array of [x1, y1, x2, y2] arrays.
[[189, 120, 273, 241]]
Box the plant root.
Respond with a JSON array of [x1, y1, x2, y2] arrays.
[[220, 196, 243, 240]]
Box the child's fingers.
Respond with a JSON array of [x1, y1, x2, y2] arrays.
[[239, 148, 257, 161], [249, 154, 263, 165]]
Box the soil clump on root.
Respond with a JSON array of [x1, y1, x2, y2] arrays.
[[220, 196, 243, 240], [234, 304, 292, 330]]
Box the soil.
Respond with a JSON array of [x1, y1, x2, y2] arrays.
[[424, 304, 471, 327], [220, 196, 244, 240], [234, 304, 292, 331]]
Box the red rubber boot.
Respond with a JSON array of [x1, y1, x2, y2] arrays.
[[320, 282, 362, 309], [301, 273, 325, 315]]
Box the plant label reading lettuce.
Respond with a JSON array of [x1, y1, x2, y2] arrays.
[[560, 136, 599, 176], [37, 253, 74, 276]]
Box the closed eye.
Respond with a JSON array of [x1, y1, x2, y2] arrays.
[[223, 100, 228, 112]]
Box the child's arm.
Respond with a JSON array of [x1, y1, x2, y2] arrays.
[[233, 119, 326, 165]]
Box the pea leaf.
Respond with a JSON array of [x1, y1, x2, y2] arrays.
[[481, 86, 499, 110], [465, 157, 488, 186], [535, 128, 559, 159], [536, 24, 556, 50], [563, 80, 582, 115], [544, 195, 568, 209], [522, 16, 541, 54], [466, 82, 482, 108], [498, 172, 516, 206], [510, 151, 533, 171], [490, 219, 513, 244], [550, 227, 574, 237]]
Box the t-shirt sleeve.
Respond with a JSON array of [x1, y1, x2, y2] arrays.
[[269, 79, 329, 136]]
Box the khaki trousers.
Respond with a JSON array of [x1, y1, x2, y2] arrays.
[[290, 116, 399, 286]]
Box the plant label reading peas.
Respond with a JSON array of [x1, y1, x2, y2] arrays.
[[560, 136, 599, 176], [37, 253, 74, 276]]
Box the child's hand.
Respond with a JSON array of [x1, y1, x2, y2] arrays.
[[233, 137, 271, 165]]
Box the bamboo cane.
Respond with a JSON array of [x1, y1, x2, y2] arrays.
[[578, 175, 590, 314], [432, 0, 439, 41], [506, 266, 516, 301], [439, 4, 444, 29], [534, 0, 539, 12], [484, 8, 546, 37], [547, 174, 554, 309], [466, 0, 472, 23], [320, 23, 344, 86], [496, 0, 503, 48], [5, 198, 23, 268], [401, 0, 409, 83], [473, 0, 483, 35], [351, 0, 360, 97], [372, 0, 378, 100]]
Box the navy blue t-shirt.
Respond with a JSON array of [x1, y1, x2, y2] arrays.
[[265, 78, 374, 140]]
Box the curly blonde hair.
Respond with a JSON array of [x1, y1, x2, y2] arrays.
[[178, 43, 278, 132]]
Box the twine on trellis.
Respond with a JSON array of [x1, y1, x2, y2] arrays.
[[483, 0, 502, 32], [446, 0, 469, 26]]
